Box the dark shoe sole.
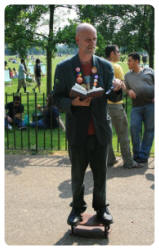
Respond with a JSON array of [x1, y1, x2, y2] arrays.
[[134, 158, 148, 163]]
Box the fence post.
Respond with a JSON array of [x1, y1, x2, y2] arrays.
[[5, 93, 9, 149], [12, 92, 16, 149], [34, 92, 38, 152], [65, 114, 67, 150], [20, 93, 24, 150], [27, 92, 30, 150], [43, 93, 46, 150], [57, 116, 60, 150]]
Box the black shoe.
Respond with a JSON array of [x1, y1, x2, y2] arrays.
[[96, 204, 113, 225], [67, 208, 82, 226], [123, 160, 143, 169], [135, 158, 148, 163]]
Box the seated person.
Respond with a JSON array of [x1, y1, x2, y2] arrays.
[[30, 94, 66, 131], [5, 95, 25, 129]]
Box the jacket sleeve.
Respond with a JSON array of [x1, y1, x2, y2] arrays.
[[53, 64, 72, 114], [106, 63, 114, 91]]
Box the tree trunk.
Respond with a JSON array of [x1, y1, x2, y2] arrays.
[[46, 5, 55, 96], [147, 5, 154, 69], [149, 35, 154, 69], [46, 47, 52, 96]]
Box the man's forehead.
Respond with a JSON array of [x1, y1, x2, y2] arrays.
[[78, 29, 97, 37]]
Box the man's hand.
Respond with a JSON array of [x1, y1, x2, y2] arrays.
[[72, 96, 92, 106], [128, 89, 136, 99], [121, 81, 126, 90], [113, 78, 122, 91]]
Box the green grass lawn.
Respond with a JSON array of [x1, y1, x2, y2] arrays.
[[5, 55, 69, 152], [5, 55, 154, 155]]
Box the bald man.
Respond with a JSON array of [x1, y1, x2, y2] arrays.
[[53, 23, 115, 227]]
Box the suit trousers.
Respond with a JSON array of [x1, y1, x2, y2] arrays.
[[68, 135, 108, 212]]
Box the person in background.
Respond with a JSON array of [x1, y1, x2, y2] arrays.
[[32, 58, 42, 93], [124, 52, 154, 166], [5, 95, 25, 130], [30, 94, 65, 131], [13, 67, 18, 78], [142, 55, 149, 69], [5, 61, 8, 70], [16, 59, 28, 93], [105, 45, 138, 169], [8, 68, 14, 78]]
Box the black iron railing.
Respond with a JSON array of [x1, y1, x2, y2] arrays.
[[5, 92, 67, 152], [4, 92, 154, 155]]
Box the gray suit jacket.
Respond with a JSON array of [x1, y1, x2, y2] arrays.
[[53, 54, 114, 146]]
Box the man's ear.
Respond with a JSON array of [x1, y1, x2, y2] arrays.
[[110, 51, 114, 59]]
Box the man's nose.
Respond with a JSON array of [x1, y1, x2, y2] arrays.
[[88, 40, 93, 45]]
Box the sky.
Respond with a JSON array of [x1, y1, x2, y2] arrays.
[[36, 6, 78, 35]]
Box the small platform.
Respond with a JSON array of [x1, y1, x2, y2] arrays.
[[71, 213, 110, 238]]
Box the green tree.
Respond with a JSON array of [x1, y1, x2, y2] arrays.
[[5, 5, 48, 58], [76, 5, 154, 67], [5, 5, 72, 95]]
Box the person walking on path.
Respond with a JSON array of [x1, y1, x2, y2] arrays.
[[124, 52, 154, 166], [105, 45, 139, 169], [32, 58, 42, 93], [53, 23, 121, 227], [16, 59, 28, 93]]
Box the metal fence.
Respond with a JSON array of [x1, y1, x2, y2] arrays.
[[5, 92, 154, 155], [5, 92, 68, 152]]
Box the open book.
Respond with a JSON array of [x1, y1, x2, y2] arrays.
[[70, 83, 104, 99]]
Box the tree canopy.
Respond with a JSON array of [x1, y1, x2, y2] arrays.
[[57, 5, 154, 67], [77, 5, 154, 67], [5, 4, 154, 95], [5, 5, 49, 58]]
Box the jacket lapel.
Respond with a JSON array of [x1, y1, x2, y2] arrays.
[[70, 54, 81, 87]]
